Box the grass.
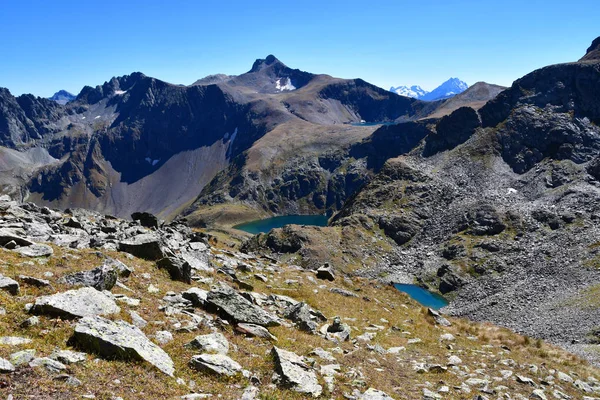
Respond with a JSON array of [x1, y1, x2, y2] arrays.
[[0, 242, 598, 399]]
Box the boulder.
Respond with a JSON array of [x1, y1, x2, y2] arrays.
[[186, 333, 229, 355], [0, 357, 15, 373], [29, 357, 67, 373], [284, 302, 318, 334], [157, 257, 192, 283], [0, 337, 32, 345], [360, 388, 395, 399], [189, 353, 242, 376], [59, 264, 117, 291], [118, 234, 165, 260], [73, 316, 174, 376], [428, 308, 451, 327], [205, 284, 280, 327], [235, 323, 278, 341], [30, 287, 120, 319], [324, 316, 351, 341], [14, 243, 53, 257], [0, 274, 19, 295], [316, 264, 335, 281], [0, 228, 34, 247], [103, 257, 134, 277], [131, 212, 159, 228], [10, 349, 35, 366], [18, 275, 51, 287], [271, 346, 322, 397], [182, 287, 209, 307], [49, 350, 87, 364]]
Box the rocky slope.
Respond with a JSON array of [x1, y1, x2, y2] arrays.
[[244, 37, 600, 365], [1, 196, 599, 399]]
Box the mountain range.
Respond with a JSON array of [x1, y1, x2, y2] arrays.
[[390, 77, 469, 101]]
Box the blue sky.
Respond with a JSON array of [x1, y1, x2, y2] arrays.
[[0, 0, 597, 97]]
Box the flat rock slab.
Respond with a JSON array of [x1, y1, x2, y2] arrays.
[[31, 287, 121, 319], [0, 357, 15, 372], [13, 243, 54, 257], [235, 323, 278, 341], [189, 353, 242, 376], [73, 316, 174, 376], [0, 274, 19, 295], [271, 346, 322, 397], [50, 350, 87, 364], [186, 333, 229, 355], [118, 234, 164, 260], [205, 284, 280, 327], [0, 228, 34, 247], [0, 337, 32, 346]]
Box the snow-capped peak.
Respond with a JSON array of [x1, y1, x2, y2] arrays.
[[389, 85, 428, 99]]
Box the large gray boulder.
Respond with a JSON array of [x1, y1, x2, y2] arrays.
[[284, 302, 318, 334], [131, 212, 159, 228], [59, 264, 117, 291], [0, 228, 34, 247], [189, 353, 241, 376], [205, 284, 280, 327], [73, 316, 174, 376], [271, 346, 322, 397], [0, 274, 19, 295], [118, 234, 165, 260], [14, 243, 53, 257], [157, 257, 192, 283], [30, 287, 120, 319]]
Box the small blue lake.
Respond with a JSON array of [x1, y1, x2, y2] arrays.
[[233, 215, 329, 234], [393, 283, 449, 310]]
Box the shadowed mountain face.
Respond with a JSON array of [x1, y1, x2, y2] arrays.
[[0, 55, 437, 220]]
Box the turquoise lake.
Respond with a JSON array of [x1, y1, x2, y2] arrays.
[[393, 283, 449, 310], [233, 215, 329, 234]]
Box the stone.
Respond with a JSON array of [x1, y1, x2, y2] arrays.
[[131, 212, 160, 228], [14, 243, 54, 257], [59, 264, 117, 291], [155, 331, 174, 345], [50, 350, 87, 364], [186, 333, 229, 355], [157, 257, 192, 283], [31, 287, 120, 319], [103, 257, 134, 277], [284, 302, 318, 334], [516, 375, 535, 385], [423, 388, 442, 400], [325, 316, 351, 342], [189, 353, 242, 376], [360, 387, 395, 399], [20, 316, 39, 328], [53, 374, 82, 386], [271, 346, 322, 397], [235, 323, 278, 341], [64, 217, 83, 229], [118, 234, 165, 260], [0, 357, 15, 373], [182, 287, 209, 307], [0, 274, 19, 295], [30, 357, 67, 373], [531, 389, 547, 400], [316, 264, 335, 281], [0, 337, 32, 346], [241, 385, 259, 400], [428, 308, 451, 326], [448, 355, 462, 366], [73, 316, 175, 376], [18, 275, 51, 287], [4, 240, 17, 249], [205, 284, 280, 327], [10, 349, 36, 366], [329, 287, 359, 297], [0, 228, 34, 247], [129, 310, 148, 328]]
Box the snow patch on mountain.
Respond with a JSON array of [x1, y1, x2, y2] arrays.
[[389, 78, 468, 101], [275, 77, 296, 91], [389, 85, 427, 99]]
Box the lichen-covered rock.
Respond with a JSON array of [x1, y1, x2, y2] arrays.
[[271, 346, 322, 397], [186, 333, 229, 355], [30, 287, 120, 319], [73, 316, 174, 376], [59, 264, 117, 291], [189, 353, 241, 376]]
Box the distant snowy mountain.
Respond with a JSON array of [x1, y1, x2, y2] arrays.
[[49, 90, 75, 105], [389, 85, 427, 99], [389, 78, 468, 101]]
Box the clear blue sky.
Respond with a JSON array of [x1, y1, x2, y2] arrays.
[[0, 0, 597, 97]]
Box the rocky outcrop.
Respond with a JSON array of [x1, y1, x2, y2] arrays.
[[72, 316, 175, 376]]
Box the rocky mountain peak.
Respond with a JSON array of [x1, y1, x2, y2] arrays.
[[249, 54, 285, 73], [580, 36, 600, 61]]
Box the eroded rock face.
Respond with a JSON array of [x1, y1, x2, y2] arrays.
[[73, 316, 174, 376], [30, 287, 120, 319], [204, 284, 280, 327], [271, 346, 322, 397]]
